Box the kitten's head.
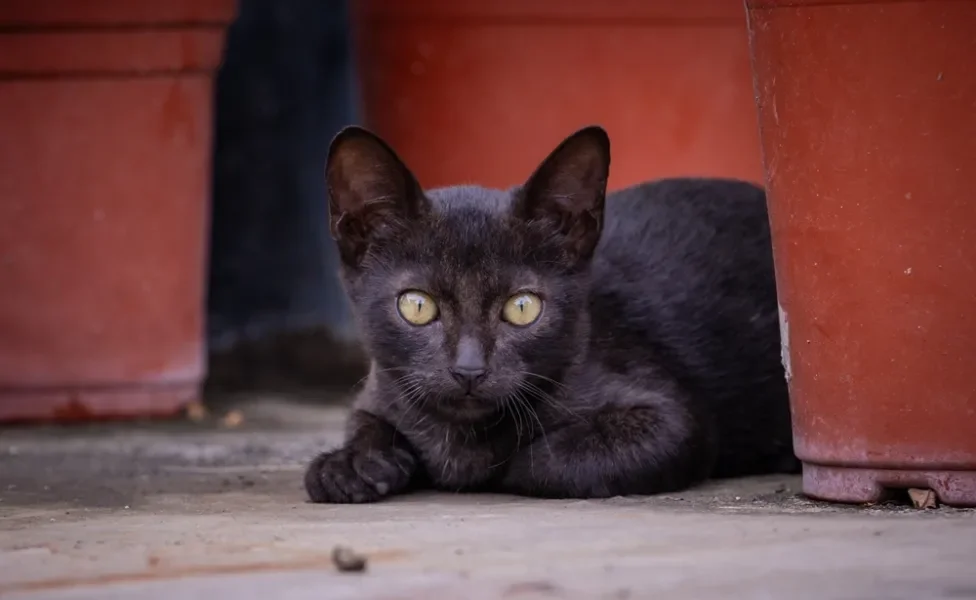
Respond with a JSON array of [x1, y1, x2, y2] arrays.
[[327, 126, 610, 422]]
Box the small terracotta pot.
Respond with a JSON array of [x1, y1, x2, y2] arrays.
[[0, 0, 236, 422], [747, 0, 976, 506], [354, 0, 763, 190]]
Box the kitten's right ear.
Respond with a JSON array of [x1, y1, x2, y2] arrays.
[[514, 126, 610, 263], [326, 126, 428, 266]]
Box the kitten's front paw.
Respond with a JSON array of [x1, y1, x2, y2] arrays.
[[304, 444, 415, 504]]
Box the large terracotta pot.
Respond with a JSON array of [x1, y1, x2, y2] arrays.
[[747, 0, 976, 506], [354, 0, 763, 190], [0, 0, 236, 422]]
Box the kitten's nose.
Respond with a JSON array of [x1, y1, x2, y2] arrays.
[[452, 336, 487, 393], [449, 366, 487, 393]]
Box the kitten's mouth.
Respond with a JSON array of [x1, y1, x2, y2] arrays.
[[432, 394, 500, 423]]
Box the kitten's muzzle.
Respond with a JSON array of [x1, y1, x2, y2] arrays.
[[448, 366, 487, 394], [451, 335, 488, 394]]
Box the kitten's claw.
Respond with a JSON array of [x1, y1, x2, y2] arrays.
[[304, 445, 414, 504]]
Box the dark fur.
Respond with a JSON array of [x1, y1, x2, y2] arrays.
[[305, 126, 797, 503]]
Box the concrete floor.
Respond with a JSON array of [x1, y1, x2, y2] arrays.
[[1, 395, 974, 600]]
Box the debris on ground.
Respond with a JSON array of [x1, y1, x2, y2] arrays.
[[219, 409, 245, 429], [907, 488, 939, 509], [184, 401, 208, 422], [331, 545, 368, 573], [503, 580, 563, 597]]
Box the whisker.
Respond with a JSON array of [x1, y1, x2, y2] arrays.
[[488, 395, 517, 470], [440, 428, 453, 482], [517, 378, 584, 422], [518, 370, 570, 391], [390, 375, 428, 433], [516, 388, 551, 457], [511, 390, 543, 479], [508, 393, 525, 452]]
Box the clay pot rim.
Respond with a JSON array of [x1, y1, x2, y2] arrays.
[[0, 0, 237, 29], [746, 0, 906, 8], [357, 0, 746, 23], [0, 30, 230, 76], [0, 1, 237, 76]]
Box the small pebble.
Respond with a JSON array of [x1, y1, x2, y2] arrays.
[[185, 401, 208, 422], [220, 410, 245, 429], [331, 545, 368, 573]]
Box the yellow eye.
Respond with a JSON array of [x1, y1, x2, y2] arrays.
[[397, 291, 438, 325], [502, 293, 542, 326]]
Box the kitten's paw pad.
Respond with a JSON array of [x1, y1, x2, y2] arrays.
[[304, 446, 414, 504]]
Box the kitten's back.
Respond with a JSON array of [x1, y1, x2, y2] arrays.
[[592, 178, 794, 476]]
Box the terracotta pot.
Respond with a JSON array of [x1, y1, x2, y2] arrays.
[[0, 0, 236, 422], [354, 0, 763, 190], [747, 0, 976, 506]]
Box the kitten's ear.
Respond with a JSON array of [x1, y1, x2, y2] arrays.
[[326, 126, 429, 266], [514, 126, 610, 262]]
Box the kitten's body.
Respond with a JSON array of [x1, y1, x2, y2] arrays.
[[306, 127, 796, 503]]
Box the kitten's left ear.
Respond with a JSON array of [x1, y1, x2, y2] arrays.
[[326, 126, 429, 267], [513, 126, 610, 262]]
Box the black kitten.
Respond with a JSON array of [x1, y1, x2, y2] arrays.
[[304, 126, 797, 503]]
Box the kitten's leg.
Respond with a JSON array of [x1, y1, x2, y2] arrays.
[[305, 410, 417, 503], [498, 378, 715, 499]]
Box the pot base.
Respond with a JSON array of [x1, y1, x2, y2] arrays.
[[0, 384, 198, 424], [803, 463, 976, 508]]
